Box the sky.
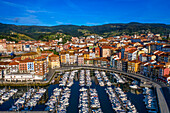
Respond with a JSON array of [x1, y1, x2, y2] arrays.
[[0, 0, 170, 26]]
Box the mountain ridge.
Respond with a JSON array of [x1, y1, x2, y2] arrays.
[[0, 22, 170, 42]]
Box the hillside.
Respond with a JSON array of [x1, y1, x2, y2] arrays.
[[0, 22, 170, 42]]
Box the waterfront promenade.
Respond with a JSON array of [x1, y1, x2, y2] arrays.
[[0, 66, 169, 113]]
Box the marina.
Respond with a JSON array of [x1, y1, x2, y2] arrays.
[[0, 69, 156, 113]]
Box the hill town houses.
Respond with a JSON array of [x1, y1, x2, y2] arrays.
[[0, 33, 170, 83]]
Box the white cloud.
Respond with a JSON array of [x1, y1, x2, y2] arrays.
[[26, 10, 49, 13], [0, 15, 42, 25], [56, 21, 63, 25], [0, 0, 25, 8], [86, 22, 100, 25]]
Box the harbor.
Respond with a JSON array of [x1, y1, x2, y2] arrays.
[[0, 69, 159, 113]]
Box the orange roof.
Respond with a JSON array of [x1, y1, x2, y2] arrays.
[[102, 59, 109, 62], [41, 51, 53, 53], [0, 67, 6, 70], [9, 62, 19, 65], [130, 60, 141, 63], [20, 59, 34, 63], [12, 57, 21, 61], [128, 49, 137, 53], [35, 56, 47, 60], [78, 55, 84, 57], [98, 38, 108, 42], [0, 62, 10, 65], [84, 58, 93, 61], [22, 52, 38, 56], [49, 54, 59, 57], [102, 46, 113, 49]]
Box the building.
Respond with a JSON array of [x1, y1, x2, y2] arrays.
[[122, 59, 128, 72], [34, 56, 48, 76], [4, 73, 43, 81], [21, 52, 39, 60], [19, 60, 28, 73], [27, 59, 34, 73], [95, 47, 101, 58], [102, 46, 111, 57], [0, 67, 6, 79], [78, 55, 84, 66], [60, 52, 67, 64], [116, 59, 122, 70], [128, 60, 141, 73], [84, 59, 94, 66], [21, 48, 41, 60], [49, 54, 60, 69], [83, 52, 89, 59], [8, 62, 19, 74], [0, 62, 10, 68]]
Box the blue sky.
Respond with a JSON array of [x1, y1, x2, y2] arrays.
[[0, 0, 170, 26]]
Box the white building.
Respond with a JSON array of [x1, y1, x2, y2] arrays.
[[4, 74, 43, 81]]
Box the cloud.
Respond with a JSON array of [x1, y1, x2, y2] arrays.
[[0, 1, 53, 15], [56, 21, 63, 25], [0, 0, 25, 8], [26, 10, 49, 13], [86, 22, 100, 25], [0, 15, 42, 25], [15, 15, 42, 24]]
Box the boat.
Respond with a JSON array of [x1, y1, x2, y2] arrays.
[[2, 89, 18, 101], [100, 71, 112, 86], [95, 70, 105, 87], [25, 88, 46, 110], [59, 72, 70, 87], [89, 88, 103, 113], [110, 73, 125, 84], [57, 87, 71, 113], [86, 70, 92, 87], [105, 87, 124, 112], [0, 99, 4, 105], [143, 87, 158, 112], [79, 70, 85, 86], [130, 85, 140, 89]]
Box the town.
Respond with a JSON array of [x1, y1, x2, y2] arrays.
[[0, 33, 169, 84]]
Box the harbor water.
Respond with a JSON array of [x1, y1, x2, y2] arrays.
[[0, 70, 148, 113]]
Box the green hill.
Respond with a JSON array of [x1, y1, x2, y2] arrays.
[[0, 22, 170, 41]]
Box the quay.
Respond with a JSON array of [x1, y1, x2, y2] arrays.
[[0, 66, 169, 113]]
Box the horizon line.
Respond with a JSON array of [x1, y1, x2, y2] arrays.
[[0, 21, 170, 27]]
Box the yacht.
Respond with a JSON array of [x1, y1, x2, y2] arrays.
[[129, 85, 140, 89]]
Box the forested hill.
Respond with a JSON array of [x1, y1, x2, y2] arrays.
[[0, 22, 170, 42]]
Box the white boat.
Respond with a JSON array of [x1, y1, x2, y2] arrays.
[[130, 85, 140, 89], [0, 99, 4, 104]]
